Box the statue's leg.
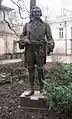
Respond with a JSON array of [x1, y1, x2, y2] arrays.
[[36, 46, 45, 93], [37, 67, 45, 93], [26, 66, 35, 96], [25, 47, 35, 96]]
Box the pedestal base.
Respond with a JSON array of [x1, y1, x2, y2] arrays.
[[17, 91, 56, 119], [20, 91, 48, 109]]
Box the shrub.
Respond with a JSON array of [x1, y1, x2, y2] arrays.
[[43, 62, 72, 117]]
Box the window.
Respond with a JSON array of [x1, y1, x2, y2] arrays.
[[59, 28, 64, 38]]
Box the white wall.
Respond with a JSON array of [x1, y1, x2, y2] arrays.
[[49, 19, 72, 54], [0, 38, 4, 54], [50, 23, 59, 39]]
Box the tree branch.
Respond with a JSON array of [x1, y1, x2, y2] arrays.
[[0, 0, 29, 39], [10, 0, 29, 19], [2, 8, 20, 38]]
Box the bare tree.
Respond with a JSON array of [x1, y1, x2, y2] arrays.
[[0, 0, 30, 38], [0, 0, 3, 6], [1, 0, 46, 38]]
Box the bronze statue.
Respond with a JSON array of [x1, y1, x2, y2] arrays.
[[19, 6, 55, 96]]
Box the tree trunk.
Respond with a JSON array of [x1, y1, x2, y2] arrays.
[[30, 0, 36, 19], [0, 0, 3, 7]]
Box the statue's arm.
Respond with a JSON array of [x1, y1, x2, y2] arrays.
[[45, 23, 55, 55], [20, 23, 27, 39], [19, 23, 27, 49]]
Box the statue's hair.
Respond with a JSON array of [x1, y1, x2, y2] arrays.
[[31, 6, 42, 17]]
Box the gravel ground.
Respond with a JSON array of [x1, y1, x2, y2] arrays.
[[0, 61, 71, 119], [0, 62, 50, 119]]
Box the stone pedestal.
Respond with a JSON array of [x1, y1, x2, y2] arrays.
[[20, 91, 48, 109], [17, 91, 56, 119]]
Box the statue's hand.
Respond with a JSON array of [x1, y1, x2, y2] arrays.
[[19, 40, 25, 49], [47, 41, 55, 55], [48, 42, 55, 50], [22, 36, 30, 44]]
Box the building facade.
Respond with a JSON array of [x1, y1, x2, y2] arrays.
[[0, 5, 23, 55], [48, 14, 72, 55]]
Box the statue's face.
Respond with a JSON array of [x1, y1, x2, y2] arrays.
[[31, 7, 42, 19], [33, 9, 41, 18]]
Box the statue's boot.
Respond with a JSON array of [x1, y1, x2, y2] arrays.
[[25, 67, 35, 96], [25, 72, 34, 96], [38, 69, 45, 93], [39, 80, 44, 93], [25, 87, 34, 96]]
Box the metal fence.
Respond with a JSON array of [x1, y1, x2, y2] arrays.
[[0, 52, 24, 60]]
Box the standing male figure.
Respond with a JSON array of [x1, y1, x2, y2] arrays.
[[19, 6, 55, 96]]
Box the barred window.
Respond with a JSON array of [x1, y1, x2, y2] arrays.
[[59, 28, 64, 38]]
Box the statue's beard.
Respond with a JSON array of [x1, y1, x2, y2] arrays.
[[33, 16, 40, 20], [30, 16, 41, 22]]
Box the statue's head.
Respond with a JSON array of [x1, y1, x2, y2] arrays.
[[31, 6, 42, 18]]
